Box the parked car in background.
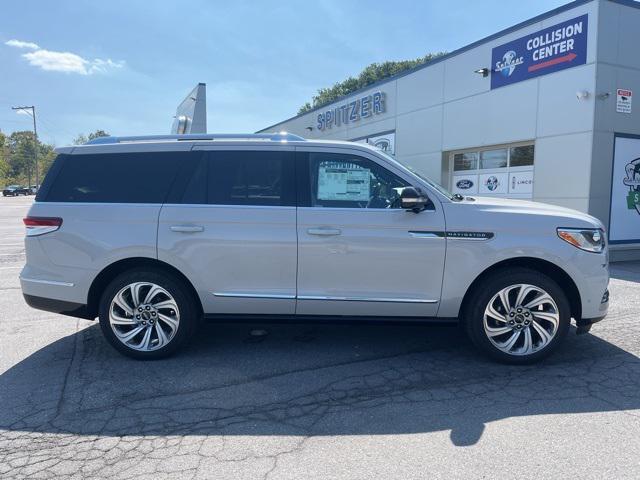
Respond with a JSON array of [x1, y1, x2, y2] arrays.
[[3, 185, 30, 196], [20, 133, 609, 364]]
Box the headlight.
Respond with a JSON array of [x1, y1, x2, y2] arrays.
[[557, 228, 605, 253]]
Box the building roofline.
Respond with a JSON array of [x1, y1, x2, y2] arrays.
[[258, 0, 605, 133], [609, 0, 640, 9]]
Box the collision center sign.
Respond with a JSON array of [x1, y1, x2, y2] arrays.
[[491, 14, 588, 89]]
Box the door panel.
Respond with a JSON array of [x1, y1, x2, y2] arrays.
[[158, 148, 297, 315], [158, 204, 297, 314], [296, 207, 446, 316], [295, 149, 447, 317]]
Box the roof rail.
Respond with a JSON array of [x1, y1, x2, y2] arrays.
[[85, 132, 305, 145]]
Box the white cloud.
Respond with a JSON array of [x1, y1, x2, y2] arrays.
[[5, 39, 40, 50], [22, 49, 89, 74], [6, 39, 124, 75], [87, 58, 125, 74]]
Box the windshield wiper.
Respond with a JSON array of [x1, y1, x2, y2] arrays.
[[453, 193, 464, 201]]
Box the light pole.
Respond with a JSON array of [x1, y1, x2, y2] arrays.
[[11, 106, 39, 187]]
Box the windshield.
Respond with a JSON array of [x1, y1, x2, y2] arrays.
[[373, 148, 456, 200]]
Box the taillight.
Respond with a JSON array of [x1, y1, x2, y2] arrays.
[[23, 216, 62, 237]]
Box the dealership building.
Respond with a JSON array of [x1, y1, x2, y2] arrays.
[[259, 0, 640, 260]]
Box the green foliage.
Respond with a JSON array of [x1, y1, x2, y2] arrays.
[[72, 134, 88, 145], [0, 130, 62, 187], [88, 129, 109, 141], [0, 128, 110, 186], [73, 129, 110, 145], [298, 52, 446, 114], [0, 133, 9, 181]]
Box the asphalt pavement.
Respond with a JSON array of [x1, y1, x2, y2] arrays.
[[1, 195, 639, 479]]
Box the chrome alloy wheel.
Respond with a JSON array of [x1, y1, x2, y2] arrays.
[[483, 283, 560, 356], [109, 282, 180, 351]]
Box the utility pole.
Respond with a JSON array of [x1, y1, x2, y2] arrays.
[[11, 106, 38, 187]]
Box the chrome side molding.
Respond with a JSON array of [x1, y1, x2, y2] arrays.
[[212, 292, 438, 303], [297, 295, 438, 304], [408, 231, 445, 238], [20, 277, 75, 287], [212, 292, 296, 300], [408, 231, 494, 240]]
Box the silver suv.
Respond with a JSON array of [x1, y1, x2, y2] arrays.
[[20, 133, 609, 363]]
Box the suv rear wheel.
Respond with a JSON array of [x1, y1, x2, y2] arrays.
[[464, 268, 571, 364], [98, 269, 199, 359]]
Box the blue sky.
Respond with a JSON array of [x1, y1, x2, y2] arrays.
[[1, 0, 568, 146]]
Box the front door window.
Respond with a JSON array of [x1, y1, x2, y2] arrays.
[[308, 153, 409, 209]]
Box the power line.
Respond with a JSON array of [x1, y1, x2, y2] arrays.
[[37, 113, 78, 139], [2, 116, 73, 143]]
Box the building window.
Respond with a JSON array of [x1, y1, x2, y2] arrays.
[[480, 149, 508, 169], [453, 152, 478, 171], [509, 145, 534, 167], [449, 142, 534, 198]]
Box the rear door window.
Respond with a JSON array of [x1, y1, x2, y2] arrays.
[[206, 151, 295, 206], [44, 151, 189, 203]]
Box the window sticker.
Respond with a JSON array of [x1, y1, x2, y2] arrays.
[[317, 161, 371, 201]]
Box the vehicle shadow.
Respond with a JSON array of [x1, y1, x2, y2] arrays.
[[1, 319, 638, 446]]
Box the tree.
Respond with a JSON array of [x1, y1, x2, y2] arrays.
[[73, 129, 110, 145], [7, 131, 37, 181], [72, 133, 88, 145], [0, 133, 9, 182], [0, 130, 56, 187], [298, 52, 446, 114], [89, 129, 109, 141]]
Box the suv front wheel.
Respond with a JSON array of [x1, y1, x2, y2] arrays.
[[99, 269, 199, 359], [464, 268, 571, 364]]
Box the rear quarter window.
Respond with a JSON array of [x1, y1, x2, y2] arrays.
[[42, 152, 190, 203]]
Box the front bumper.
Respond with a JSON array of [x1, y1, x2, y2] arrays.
[[575, 289, 609, 335], [575, 314, 606, 335]]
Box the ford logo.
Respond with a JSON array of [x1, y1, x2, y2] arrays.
[[456, 179, 474, 189]]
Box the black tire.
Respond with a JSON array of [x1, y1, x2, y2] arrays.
[[98, 268, 200, 359], [463, 267, 571, 364]]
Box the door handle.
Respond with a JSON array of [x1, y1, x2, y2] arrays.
[[307, 227, 342, 236], [170, 225, 204, 233]]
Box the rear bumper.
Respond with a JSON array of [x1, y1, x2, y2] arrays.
[[23, 294, 92, 319]]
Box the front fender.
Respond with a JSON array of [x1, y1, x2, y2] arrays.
[[437, 231, 607, 319]]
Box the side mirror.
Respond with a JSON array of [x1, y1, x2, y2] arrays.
[[400, 186, 429, 213]]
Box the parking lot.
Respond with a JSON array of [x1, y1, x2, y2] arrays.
[[0, 194, 639, 479]]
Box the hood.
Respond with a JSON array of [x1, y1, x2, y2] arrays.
[[456, 196, 604, 230]]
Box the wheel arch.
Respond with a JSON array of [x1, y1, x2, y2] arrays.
[[86, 257, 203, 319], [459, 257, 582, 322]]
